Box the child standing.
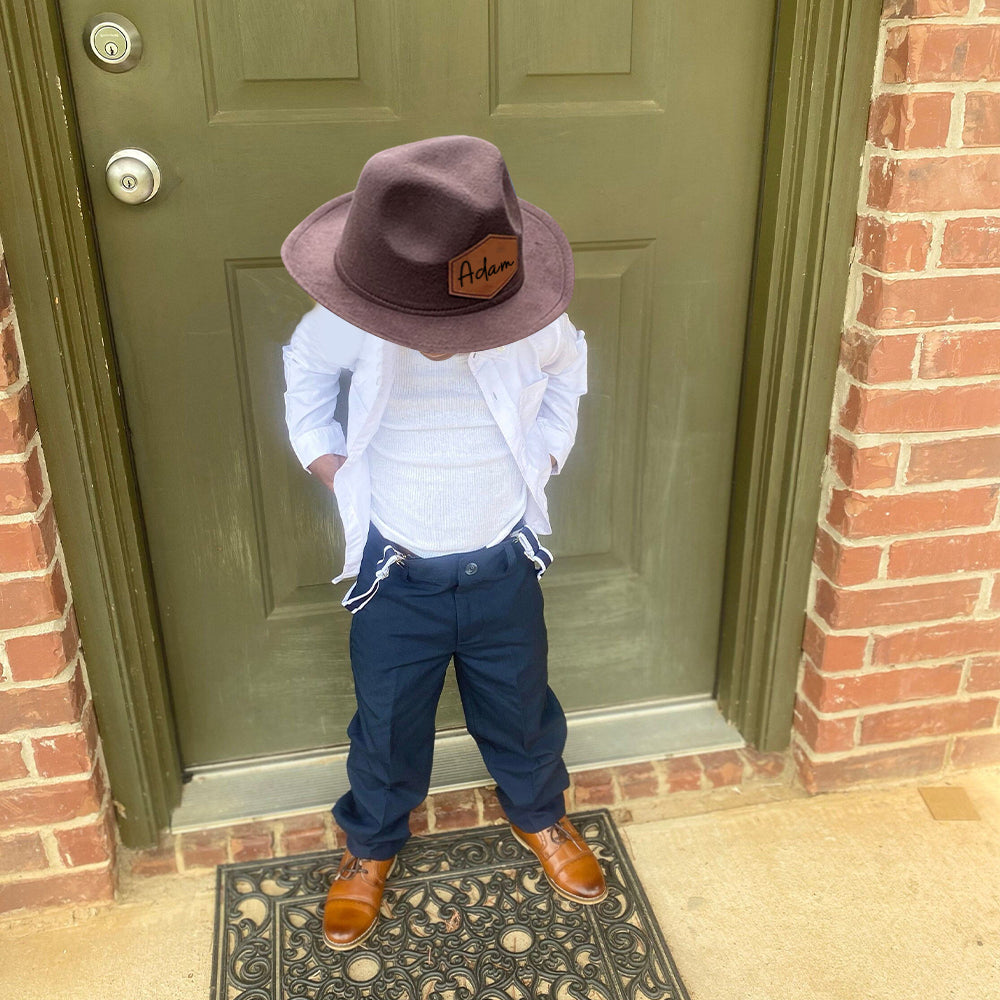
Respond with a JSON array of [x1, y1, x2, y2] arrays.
[[280, 134, 604, 952]]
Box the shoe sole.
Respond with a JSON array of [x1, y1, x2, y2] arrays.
[[510, 828, 609, 905], [322, 854, 398, 951]]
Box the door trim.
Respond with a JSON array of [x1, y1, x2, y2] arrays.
[[717, 0, 881, 748], [0, 0, 880, 845], [0, 2, 181, 845]]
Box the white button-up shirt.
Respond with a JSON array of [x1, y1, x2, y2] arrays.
[[281, 302, 588, 583]]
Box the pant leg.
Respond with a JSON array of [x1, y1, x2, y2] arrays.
[[452, 542, 570, 833], [332, 537, 455, 860]]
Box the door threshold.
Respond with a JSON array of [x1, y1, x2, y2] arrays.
[[170, 696, 743, 832]]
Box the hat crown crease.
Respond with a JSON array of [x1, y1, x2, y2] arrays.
[[335, 137, 524, 313]]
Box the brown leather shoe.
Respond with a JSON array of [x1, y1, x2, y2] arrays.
[[322, 848, 398, 950], [509, 815, 608, 904]]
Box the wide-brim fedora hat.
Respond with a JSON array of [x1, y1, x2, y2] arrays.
[[280, 134, 574, 353]]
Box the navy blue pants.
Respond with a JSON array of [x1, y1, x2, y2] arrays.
[[332, 521, 570, 860]]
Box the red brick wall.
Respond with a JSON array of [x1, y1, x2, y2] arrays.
[[794, 0, 1000, 790], [0, 248, 117, 915]]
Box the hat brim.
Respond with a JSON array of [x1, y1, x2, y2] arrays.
[[280, 191, 574, 352]]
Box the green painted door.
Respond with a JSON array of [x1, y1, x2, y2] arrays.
[[58, 1, 778, 768]]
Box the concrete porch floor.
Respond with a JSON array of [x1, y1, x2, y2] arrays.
[[2, 765, 999, 1000]]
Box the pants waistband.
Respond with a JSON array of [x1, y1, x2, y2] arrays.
[[344, 519, 552, 613]]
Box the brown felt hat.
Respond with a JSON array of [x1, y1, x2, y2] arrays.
[[280, 134, 574, 353]]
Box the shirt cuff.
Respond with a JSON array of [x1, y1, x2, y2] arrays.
[[290, 425, 347, 472]]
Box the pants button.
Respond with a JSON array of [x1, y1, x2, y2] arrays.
[[464, 562, 478, 576]]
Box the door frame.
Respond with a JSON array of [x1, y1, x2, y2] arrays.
[[0, 0, 882, 846]]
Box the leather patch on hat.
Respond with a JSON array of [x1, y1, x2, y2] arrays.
[[448, 234, 519, 299]]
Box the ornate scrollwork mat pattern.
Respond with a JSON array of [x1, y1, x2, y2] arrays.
[[210, 807, 691, 999]]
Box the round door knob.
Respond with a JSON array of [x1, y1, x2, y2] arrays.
[[105, 148, 160, 204]]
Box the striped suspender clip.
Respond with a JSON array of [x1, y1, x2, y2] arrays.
[[341, 545, 407, 614], [511, 524, 554, 579]]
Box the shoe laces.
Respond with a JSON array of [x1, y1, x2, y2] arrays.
[[335, 854, 370, 880], [547, 819, 573, 847]]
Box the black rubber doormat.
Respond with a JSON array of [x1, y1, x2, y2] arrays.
[[210, 807, 690, 999]]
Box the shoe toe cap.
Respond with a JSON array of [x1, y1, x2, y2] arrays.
[[559, 854, 607, 897], [323, 900, 377, 945]]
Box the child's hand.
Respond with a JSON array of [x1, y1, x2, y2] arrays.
[[307, 453, 346, 491]]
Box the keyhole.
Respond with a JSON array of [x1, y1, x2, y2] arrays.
[[104, 41, 119, 57], [121, 175, 137, 190]]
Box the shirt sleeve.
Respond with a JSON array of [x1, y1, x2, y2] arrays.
[[537, 312, 588, 475], [281, 304, 360, 472]]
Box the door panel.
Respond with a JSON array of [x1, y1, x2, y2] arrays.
[[60, 1, 777, 766], [495, 0, 666, 111], [196, 0, 398, 121]]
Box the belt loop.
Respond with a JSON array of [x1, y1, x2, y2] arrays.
[[502, 540, 516, 573]]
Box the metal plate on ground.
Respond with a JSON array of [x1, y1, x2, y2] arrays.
[[210, 808, 690, 999]]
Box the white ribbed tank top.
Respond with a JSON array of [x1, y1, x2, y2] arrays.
[[367, 349, 527, 557]]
